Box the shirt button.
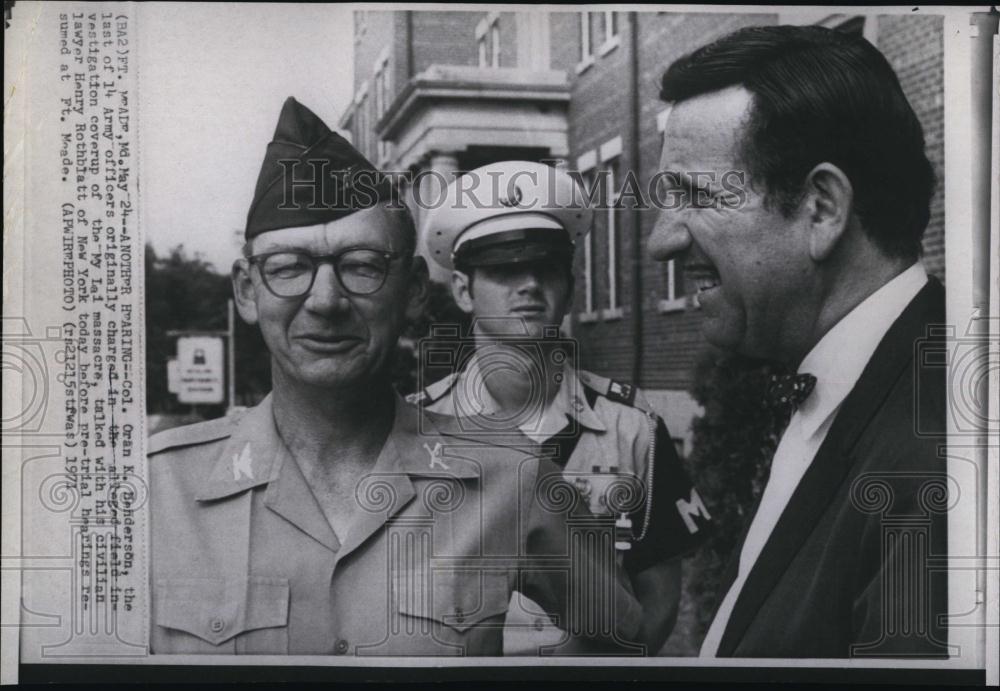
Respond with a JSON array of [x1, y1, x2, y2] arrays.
[[209, 617, 225, 633], [454, 607, 465, 624], [533, 617, 546, 631], [335, 638, 349, 654]]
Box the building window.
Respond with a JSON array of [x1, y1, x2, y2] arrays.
[[579, 12, 593, 64], [575, 138, 623, 323], [476, 13, 500, 68], [354, 81, 369, 159], [373, 52, 391, 163], [603, 12, 618, 40], [599, 136, 623, 319], [598, 12, 620, 57], [491, 18, 501, 67], [576, 151, 597, 322], [655, 106, 688, 314], [604, 157, 620, 315]]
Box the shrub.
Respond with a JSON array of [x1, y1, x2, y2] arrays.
[[683, 349, 788, 643]]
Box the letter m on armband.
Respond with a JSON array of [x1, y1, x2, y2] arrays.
[[676, 488, 711, 534]]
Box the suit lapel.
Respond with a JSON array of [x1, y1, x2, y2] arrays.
[[718, 279, 944, 655]]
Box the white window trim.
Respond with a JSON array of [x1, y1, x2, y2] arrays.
[[575, 11, 594, 74], [600, 137, 622, 315], [606, 163, 619, 313], [372, 52, 391, 160], [655, 106, 687, 312], [599, 136, 622, 162], [576, 150, 597, 173], [656, 106, 672, 133], [598, 12, 619, 57], [354, 80, 369, 106], [477, 13, 501, 68], [603, 11, 617, 42], [576, 150, 598, 322], [657, 260, 686, 313], [491, 20, 501, 67], [476, 18, 488, 67]]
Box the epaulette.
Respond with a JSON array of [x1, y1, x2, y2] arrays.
[[147, 413, 239, 456], [405, 372, 460, 407], [576, 369, 654, 415]]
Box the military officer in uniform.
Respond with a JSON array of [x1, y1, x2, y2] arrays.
[[148, 100, 643, 655], [409, 161, 713, 654]]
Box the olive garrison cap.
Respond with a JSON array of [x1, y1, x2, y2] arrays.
[[423, 161, 593, 271], [245, 97, 391, 239]]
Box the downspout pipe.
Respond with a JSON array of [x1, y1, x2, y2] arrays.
[[628, 12, 644, 385]]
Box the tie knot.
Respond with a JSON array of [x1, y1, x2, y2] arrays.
[[765, 372, 817, 415]]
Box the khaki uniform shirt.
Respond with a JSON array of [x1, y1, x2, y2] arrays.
[[148, 395, 642, 656], [412, 362, 711, 653]]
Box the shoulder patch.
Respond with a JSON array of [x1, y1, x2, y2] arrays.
[[412, 372, 459, 407], [147, 415, 236, 456], [577, 369, 653, 414]]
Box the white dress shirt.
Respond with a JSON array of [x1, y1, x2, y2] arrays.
[[699, 263, 928, 657]]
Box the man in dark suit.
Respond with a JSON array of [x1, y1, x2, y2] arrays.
[[648, 25, 949, 658]]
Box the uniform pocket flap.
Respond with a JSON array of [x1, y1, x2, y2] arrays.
[[397, 570, 509, 633], [154, 577, 289, 645]]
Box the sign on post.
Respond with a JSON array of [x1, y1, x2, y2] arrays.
[[176, 336, 225, 404]]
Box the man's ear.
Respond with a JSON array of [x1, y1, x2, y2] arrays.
[[451, 269, 476, 315], [232, 259, 260, 325], [803, 162, 853, 262], [404, 255, 431, 322]]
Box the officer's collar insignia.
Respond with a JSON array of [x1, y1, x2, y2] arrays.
[[423, 441, 450, 470], [231, 442, 254, 481], [196, 397, 281, 501]]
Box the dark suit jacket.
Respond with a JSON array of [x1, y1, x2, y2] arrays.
[[716, 277, 950, 658]]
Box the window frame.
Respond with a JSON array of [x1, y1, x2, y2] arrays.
[[654, 106, 688, 314], [575, 11, 595, 74], [599, 136, 623, 320], [598, 11, 620, 57], [476, 13, 501, 68], [575, 150, 598, 323], [373, 51, 391, 165]]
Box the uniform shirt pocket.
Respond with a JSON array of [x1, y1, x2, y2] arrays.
[[397, 570, 509, 634], [153, 577, 289, 654]]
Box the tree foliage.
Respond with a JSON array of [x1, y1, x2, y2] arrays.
[[683, 349, 787, 642], [144, 243, 271, 414]]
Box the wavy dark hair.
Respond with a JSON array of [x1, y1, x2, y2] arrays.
[[660, 25, 935, 260]]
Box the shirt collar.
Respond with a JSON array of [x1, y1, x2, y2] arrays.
[[196, 395, 282, 501], [795, 263, 928, 439], [196, 393, 479, 503], [386, 394, 481, 478]]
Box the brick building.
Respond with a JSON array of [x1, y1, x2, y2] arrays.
[[340, 9, 946, 448]]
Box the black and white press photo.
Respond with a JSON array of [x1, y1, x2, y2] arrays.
[[3, 2, 997, 685]]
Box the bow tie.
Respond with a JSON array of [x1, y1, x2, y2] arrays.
[[750, 371, 817, 503], [765, 372, 817, 416]]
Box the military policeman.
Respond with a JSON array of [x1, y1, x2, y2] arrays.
[[410, 161, 712, 654], [148, 100, 642, 655]]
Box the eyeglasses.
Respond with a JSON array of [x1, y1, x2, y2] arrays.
[[247, 248, 404, 298]]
